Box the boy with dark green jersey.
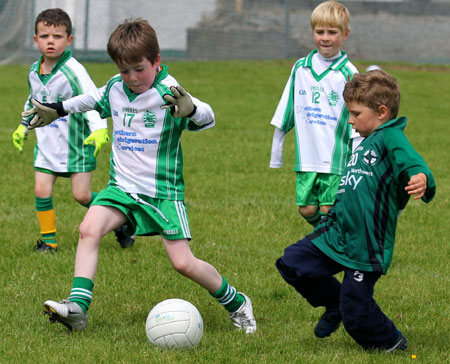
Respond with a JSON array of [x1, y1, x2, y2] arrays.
[[276, 70, 435, 351]]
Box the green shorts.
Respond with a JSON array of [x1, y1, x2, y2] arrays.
[[92, 186, 191, 240], [295, 172, 341, 207], [34, 167, 73, 178]]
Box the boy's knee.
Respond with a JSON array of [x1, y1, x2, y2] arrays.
[[299, 205, 318, 218], [171, 256, 195, 276], [79, 219, 101, 240], [276, 257, 292, 278], [319, 205, 332, 214], [298, 205, 319, 217], [34, 185, 52, 198], [73, 191, 91, 206]]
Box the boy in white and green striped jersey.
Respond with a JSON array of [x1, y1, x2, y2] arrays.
[[12, 8, 113, 252], [270, 1, 361, 227], [27, 18, 257, 334]]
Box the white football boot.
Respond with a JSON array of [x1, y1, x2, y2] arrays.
[[229, 292, 257, 334], [43, 299, 88, 331]]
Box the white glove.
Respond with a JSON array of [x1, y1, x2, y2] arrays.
[[22, 99, 67, 130], [161, 85, 197, 118]]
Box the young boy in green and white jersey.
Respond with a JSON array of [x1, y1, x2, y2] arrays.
[[270, 1, 361, 227], [25, 18, 257, 334], [11, 9, 133, 251], [276, 70, 436, 351]]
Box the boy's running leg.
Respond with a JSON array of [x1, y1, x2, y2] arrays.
[[34, 172, 57, 251], [72, 172, 135, 248], [71, 172, 94, 207], [163, 238, 257, 333], [43, 205, 127, 331], [276, 237, 343, 337], [340, 270, 403, 351]]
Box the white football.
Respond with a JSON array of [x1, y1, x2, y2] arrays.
[[145, 299, 203, 349]]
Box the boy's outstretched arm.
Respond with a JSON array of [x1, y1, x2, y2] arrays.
[[22, 99, 67, 129], [405, 173, 427, 200]]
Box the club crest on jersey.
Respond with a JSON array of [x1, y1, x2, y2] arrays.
[[363, 149, 378, 166], [327, 90, 340, 106], [143, 110, 157, 128]]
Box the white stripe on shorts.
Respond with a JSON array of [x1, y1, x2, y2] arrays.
[[175, 201, 191, 239]]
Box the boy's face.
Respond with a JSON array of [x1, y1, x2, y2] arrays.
[[346, 102, 384, 137], [313, 26, 349, 58], [118, 56, 161, 94], [34, 22, 72, 62]]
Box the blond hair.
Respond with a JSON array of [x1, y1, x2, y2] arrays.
[[343, 70, 401, 120], [107, 18, 160, 67], [310, 1, 350, 33]]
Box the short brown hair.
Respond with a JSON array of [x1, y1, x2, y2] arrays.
[[310, 1, 350, 34], [35, 8, 72, 36], [107, 18, 160, 67], [343, 70, 401, 119]]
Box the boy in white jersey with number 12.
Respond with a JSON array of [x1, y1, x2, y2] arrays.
[[25, 18, 257, 334], [270, 1, 360, 227]]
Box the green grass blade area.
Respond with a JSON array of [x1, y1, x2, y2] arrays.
[[0, 60, 448, 364]]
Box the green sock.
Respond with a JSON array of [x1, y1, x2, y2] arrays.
[[42, 232, 56, 246], [210, 276, 245, 313], [69, 277, 94, 313], [82, 192, 98, 208]]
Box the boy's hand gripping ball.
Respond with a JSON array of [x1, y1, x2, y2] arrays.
[[161, 85, 197, 118], [22, 99, 67, 130]]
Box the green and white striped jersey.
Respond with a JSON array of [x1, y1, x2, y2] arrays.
[[270, 50, 358, 174], [307, 117, 436, 274], [62, 64, 215, 201], [22, 51, 106, 173]]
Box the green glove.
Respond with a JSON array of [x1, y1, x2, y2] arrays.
[[12, 124, 28, 153], [161, 85, 197, 118], [22, 99, 67, 130], [84, 128, 109, 158]]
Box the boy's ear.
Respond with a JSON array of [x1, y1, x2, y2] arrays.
[[155, 53, 161, 67], [67, 34, 74, 47], [377, 104, 389, 120], [343, 27, 350, 40]]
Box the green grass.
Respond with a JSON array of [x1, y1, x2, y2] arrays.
[[0, 60, 449, 364]]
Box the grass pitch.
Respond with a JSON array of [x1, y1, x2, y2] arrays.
[[0, 60, 448, 364]]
